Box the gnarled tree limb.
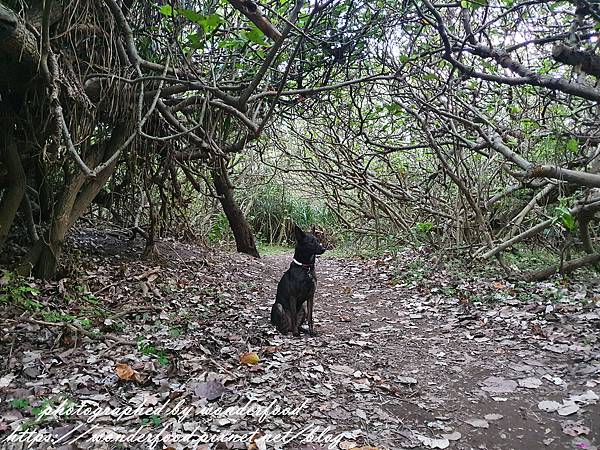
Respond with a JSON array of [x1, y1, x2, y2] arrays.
[[227, 0, 282, 42]]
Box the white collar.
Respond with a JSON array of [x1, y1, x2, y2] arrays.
[[292, 258, 312, 267]]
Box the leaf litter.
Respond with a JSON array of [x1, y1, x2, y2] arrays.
[[0, 233, 599, 449]]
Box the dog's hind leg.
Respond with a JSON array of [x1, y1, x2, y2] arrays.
[[270, 303, 291, 334]]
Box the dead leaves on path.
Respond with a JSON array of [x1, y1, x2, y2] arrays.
[[1, 237, 600, 449], [115, 362, 143, 383]]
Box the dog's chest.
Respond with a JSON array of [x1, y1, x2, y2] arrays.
[[282, 268, 317, 296], [297, 271, 316, 290]]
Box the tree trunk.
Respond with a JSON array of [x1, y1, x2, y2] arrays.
[[0, 121, 26, 251], [578, 211, 594, 254], [18, 125, 127, 278], [211, 160, 260, 258], [143, 179, 159, 259], [523, 253, 600, 282], [35, 155, 52, 221], [21, 191, 39, 244], [19, 171, 85, 278]]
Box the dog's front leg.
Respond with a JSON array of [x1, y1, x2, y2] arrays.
[[296, 303, 307, 333], [307, 295, 315, 336], [289, 296, 300, 336]]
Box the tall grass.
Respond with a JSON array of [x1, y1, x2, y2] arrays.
[[241, 184, 335, 244]]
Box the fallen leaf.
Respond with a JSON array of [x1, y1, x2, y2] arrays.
[[531, 323, 545, 337], [115, 363, 141, 382], [0, 374, 16, 388], [538, 400, 561, 412], [484, 413, 503, 421], [561, 420, 590, 437], [542, 374, 564, 385], [192, 380, 225, 401], [355, 409, 368, 420], [330, 365, 355, 375], [480, 377, 517, 394], [518, 377, 542, 389], [240, 352, 260, 365], [441, 431, 461, 441], [415, 434, 450, 449], [570, 390, 599, 405], [464, 418, 489, 428], [557, 404, 579, 416], [248, 431, 267, 450]]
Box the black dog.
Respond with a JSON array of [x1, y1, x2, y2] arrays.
[[270, 225, 326, 336]]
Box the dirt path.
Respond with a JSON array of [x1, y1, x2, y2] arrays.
[[1, 237, 599, 450], [250, 254, 600, 450]]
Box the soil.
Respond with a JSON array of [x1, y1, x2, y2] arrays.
[[1, 230, 599, 450]]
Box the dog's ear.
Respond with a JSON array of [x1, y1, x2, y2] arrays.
[[294, 224, 305, 241]]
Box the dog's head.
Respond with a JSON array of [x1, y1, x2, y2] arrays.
[[294, 225, 326, 256]]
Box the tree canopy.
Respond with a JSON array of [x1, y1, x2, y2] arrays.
[[1, 0, 600, 280]]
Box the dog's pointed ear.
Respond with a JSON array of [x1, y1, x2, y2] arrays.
[[294, 224, 305, 241]]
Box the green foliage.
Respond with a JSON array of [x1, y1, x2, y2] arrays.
[[520, 118, 539, 133], [241, 24, 268, 47], [158, 5, 176, 17], [41, 312, 76, 323], [534, 137, 580, 162], [414, 222, 434, 233], [502, 245, 562, 272], [208, 212, 231, 243], [141, 415, 162, 427], [78, 319, 92, 329], [385, 103, 403, 116], [0, 272, 41, 310], [566, 138, 578, 154], [0, 272, 106, 334], [394, 259, 428, 284], [31, 399, 52, 418], [11, 399, 30, 409], [138, 341, 170, 366], [257, 243, 292, 256], [460, 0, 488, 9], [552, 197, 577, 233], [18, 396, 74, 430], [554, 206, 577, 233], [157, 4, 225, 50], [243, 184, 335, 244]]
